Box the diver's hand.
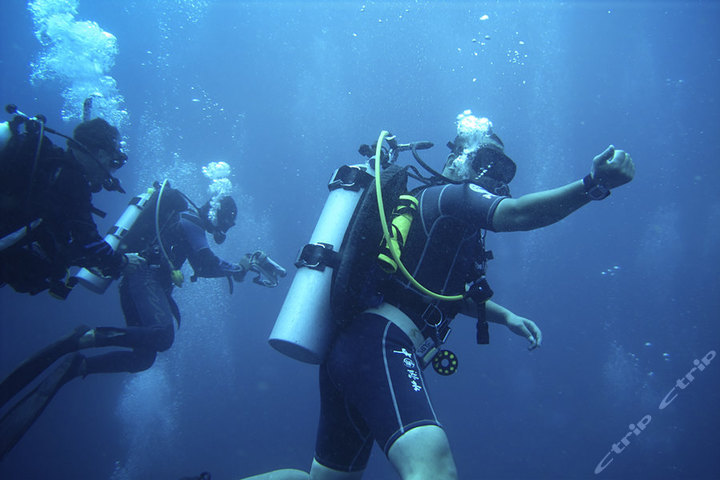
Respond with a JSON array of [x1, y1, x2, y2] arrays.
[[97, 252, 145, 279], [231, 256, 252, 282], [123, 253, 147, 272], [591, 145, 635, 190], [505, 314, 542, 351]]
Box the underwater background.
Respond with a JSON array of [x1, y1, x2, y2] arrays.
[[1, 1, 719, 479]]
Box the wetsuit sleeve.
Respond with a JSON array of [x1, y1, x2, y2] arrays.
[[176, 215, 245, 278], [434, 183, 507, 231]]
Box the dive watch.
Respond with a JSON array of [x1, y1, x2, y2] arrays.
[[583, 174, 611, 201]]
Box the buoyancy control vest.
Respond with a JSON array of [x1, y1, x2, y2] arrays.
[[0, 117, 68, 239], [329, 163, 410, 325], [74, 180, 189, 293], [118, 182, 188, 260], [381, 184, 496, 348], [0, 117, 93, 298], [270, 131, 494, 364]]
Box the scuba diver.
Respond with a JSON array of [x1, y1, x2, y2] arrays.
[[0, 104, 128, 298], [0, 179, 286, 460], [251, 110, 635, 480]]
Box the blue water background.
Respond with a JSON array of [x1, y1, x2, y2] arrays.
[[1, 1, 719, 479]]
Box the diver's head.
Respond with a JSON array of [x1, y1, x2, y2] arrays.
[[69, 118, 127, 192], [442, 110, 516, 195], [201, 195, 237, 244]]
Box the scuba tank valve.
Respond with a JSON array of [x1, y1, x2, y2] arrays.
[[377, 194, 418, 273]]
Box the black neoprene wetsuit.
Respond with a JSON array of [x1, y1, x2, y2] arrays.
[[315, 182, 506, 471], [0, 186, 246, 460], [0, 128, 122, 295], [85, 192, 246, 375]]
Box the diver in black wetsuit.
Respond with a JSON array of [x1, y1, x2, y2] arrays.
[[245, 111, 635, 480], [0, 108, 128, 298], [0, 181, 286, 460]]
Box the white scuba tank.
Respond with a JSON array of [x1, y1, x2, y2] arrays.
[[269, 163, 373, 364], [74, 187, 156, 293], [0, 121, 11, 152]]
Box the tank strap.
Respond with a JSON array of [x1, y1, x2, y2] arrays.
[[363, 303, 425, 350], [328, 165, 372, 192], [294, 242, 340, 271], [362, 302, 446, 370]]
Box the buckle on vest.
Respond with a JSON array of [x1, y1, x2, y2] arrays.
[[421, 303, 443, 328], [419, 303, 452, 345]]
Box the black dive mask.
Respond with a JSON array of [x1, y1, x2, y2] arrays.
[[212, 196, 237, 244], [469, 146, 516, 184], [110, 149, 128, 169]]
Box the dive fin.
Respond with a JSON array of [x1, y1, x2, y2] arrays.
[[0, 353, 84, 460], [0, 325, 91, 409]]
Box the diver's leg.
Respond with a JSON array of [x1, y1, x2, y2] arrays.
[[309, 460, 363, 480], [105, 264, 175, 352], [342, 313, 456, 480], [74, 265, 176, 354], [387, 425, 458, 480], [82, 348, 157, 375], [80, 324, 174, 352], [0, 353, 85, 460], [237, 461, 358, 479], [242, 469, 310, 480], [0, 324, 91, 409]]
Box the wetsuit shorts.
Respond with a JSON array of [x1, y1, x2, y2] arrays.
[[314, 312, 441, 472]]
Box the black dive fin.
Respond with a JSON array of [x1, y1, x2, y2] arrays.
[[0, 325, 90, 409], [0, 353, 84, 460]]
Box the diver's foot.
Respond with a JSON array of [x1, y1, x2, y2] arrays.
[[77, 327, 96, 349]]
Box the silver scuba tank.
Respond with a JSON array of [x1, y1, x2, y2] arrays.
[[74, 186, 156, 293], [269, 163, 373, 364], [0, 121, 11, 152]]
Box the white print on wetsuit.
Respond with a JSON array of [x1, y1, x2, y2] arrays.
[[468, 183, 494, 199], [594, 350, 716, 475], [393, 348, 423, 392]]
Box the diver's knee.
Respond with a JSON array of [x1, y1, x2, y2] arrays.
[[388, 425, 457, 480], [153, 324, 175, 352], [243, 469, 310, 480], [309, 459, 362, 480], [129, 350, 157, 372]]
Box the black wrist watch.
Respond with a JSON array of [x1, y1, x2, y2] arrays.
[[583, 174, 611, 201]]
